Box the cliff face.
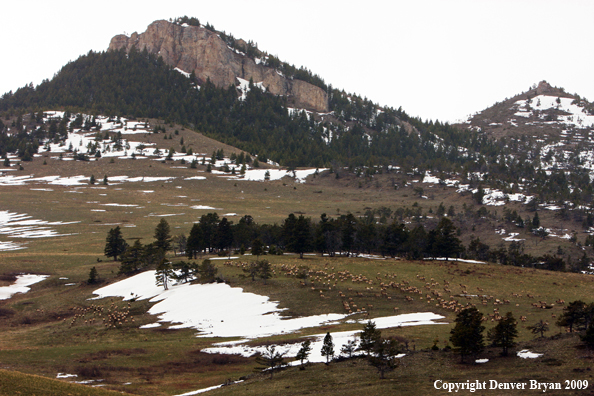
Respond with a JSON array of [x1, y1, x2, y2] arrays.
[[109, 20, 328, 112]]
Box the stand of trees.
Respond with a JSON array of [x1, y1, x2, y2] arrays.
[[107, 210, 578, 276]]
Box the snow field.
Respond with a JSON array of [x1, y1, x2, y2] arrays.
[[0, 274, 49, 300], [93, 271, 446, 362]]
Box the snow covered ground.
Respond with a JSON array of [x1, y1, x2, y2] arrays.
[[0, 274, 49, 300], [0, 210, 78, 251], [92, 271, 445, 345]]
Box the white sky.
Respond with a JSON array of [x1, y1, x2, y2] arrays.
[[1, 0, 593, 123]]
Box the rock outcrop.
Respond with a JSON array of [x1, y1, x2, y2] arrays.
[[109, 20, 328, 112]]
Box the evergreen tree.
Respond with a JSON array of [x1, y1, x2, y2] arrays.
[[487, 311, 518, 356], [283, 214, 312, 258], [295, 340, 312, 369], [527, 319, 549, 338], [87, 266, 98, 284], [154, 218, 172, 253], [257, 260, 273, 284], [251, 238, 264, 257], [104, 226, 127, 261], [369, 337, 401, 379], [532, 211, 540, 229], [155, 259, 173, 290], [199, 212, 220, 252], [359, 320, 381, 356], [556, 300, 587, 332], [214, 217, 233, 253], [119, 239, 144, 274], [340, 336, 358, 359], [186, 223, 204, 259], [89, 174, 95, 185], [197, 259, 217, 283], [431, 217, 463, 260], [255, 345, 285, 379], [172, 261, 197, 283], [321, 332, 334, 364], [450, 307, 485, 363]]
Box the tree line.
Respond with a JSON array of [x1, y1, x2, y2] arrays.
[[105, 212, 579, 275]]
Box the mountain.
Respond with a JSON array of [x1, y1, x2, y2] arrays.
[[108, 19, 329, 113], [461, 80, 594, 140], [0, 17, 484, 170]]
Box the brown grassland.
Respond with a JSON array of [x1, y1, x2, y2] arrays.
[[1, 122, 593, 395]]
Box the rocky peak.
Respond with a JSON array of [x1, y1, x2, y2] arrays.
[[536, 80, 554, 95], [108, 20, 328, 112]]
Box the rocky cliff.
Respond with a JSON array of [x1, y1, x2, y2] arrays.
[[108, 20, 328, 112]]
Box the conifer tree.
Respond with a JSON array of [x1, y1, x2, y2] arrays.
[[155, 259, 173, 290], [104, 226, 127, 261], [359, 321, 381, 356], [487, 311, 518, 356], [255, 345, 285, 379], [295, 340, 312, 369], [154, 218, 172, 253], [186, 223, 204, 259], [321, 332, 334, 364], [87, 266, 98, 284], [369, 337, 401, 379], [450, 307, 485, 363]]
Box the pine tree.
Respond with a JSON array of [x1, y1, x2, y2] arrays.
[[119, 239, 144, 274], [104, 226, 127, 261], [359, 321, 381, 356], [431, 217, 463, 260], [321, 332, 334, 364], [450, 307, 485, 363], [487, 311, 518, 356], [155, 259, 173, 290], [340, 336, 358, 359], [257, 260, 273, 284], [527, 319, 549, 338], [369, 337, 401, 379], [251, 238, 264, 257], [89, 174, 95, 184], [255, 345, 285, 379], [295, 340, 312, 369], [186, 223, 204, 259], [214, 217, 233, 253], [154, 218, 172, 253], [87, 266, 98, 284], [197, 259, 217, 283]]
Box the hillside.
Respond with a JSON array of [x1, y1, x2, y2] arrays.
[[1, 15, 594, 396]]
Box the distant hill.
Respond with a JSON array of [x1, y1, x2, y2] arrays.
[[0, 17, 493, 171], [460, 80, 594, 140]]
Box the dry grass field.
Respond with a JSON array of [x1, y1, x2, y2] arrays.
[[1, 120, 593, 395]]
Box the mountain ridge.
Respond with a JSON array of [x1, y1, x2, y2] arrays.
[[109, 19, 329, 113]]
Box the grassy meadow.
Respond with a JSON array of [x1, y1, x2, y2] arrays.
[[1, 122, 594, 395]]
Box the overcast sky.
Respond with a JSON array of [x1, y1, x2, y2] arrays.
[[2, 0, 593, 123]]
